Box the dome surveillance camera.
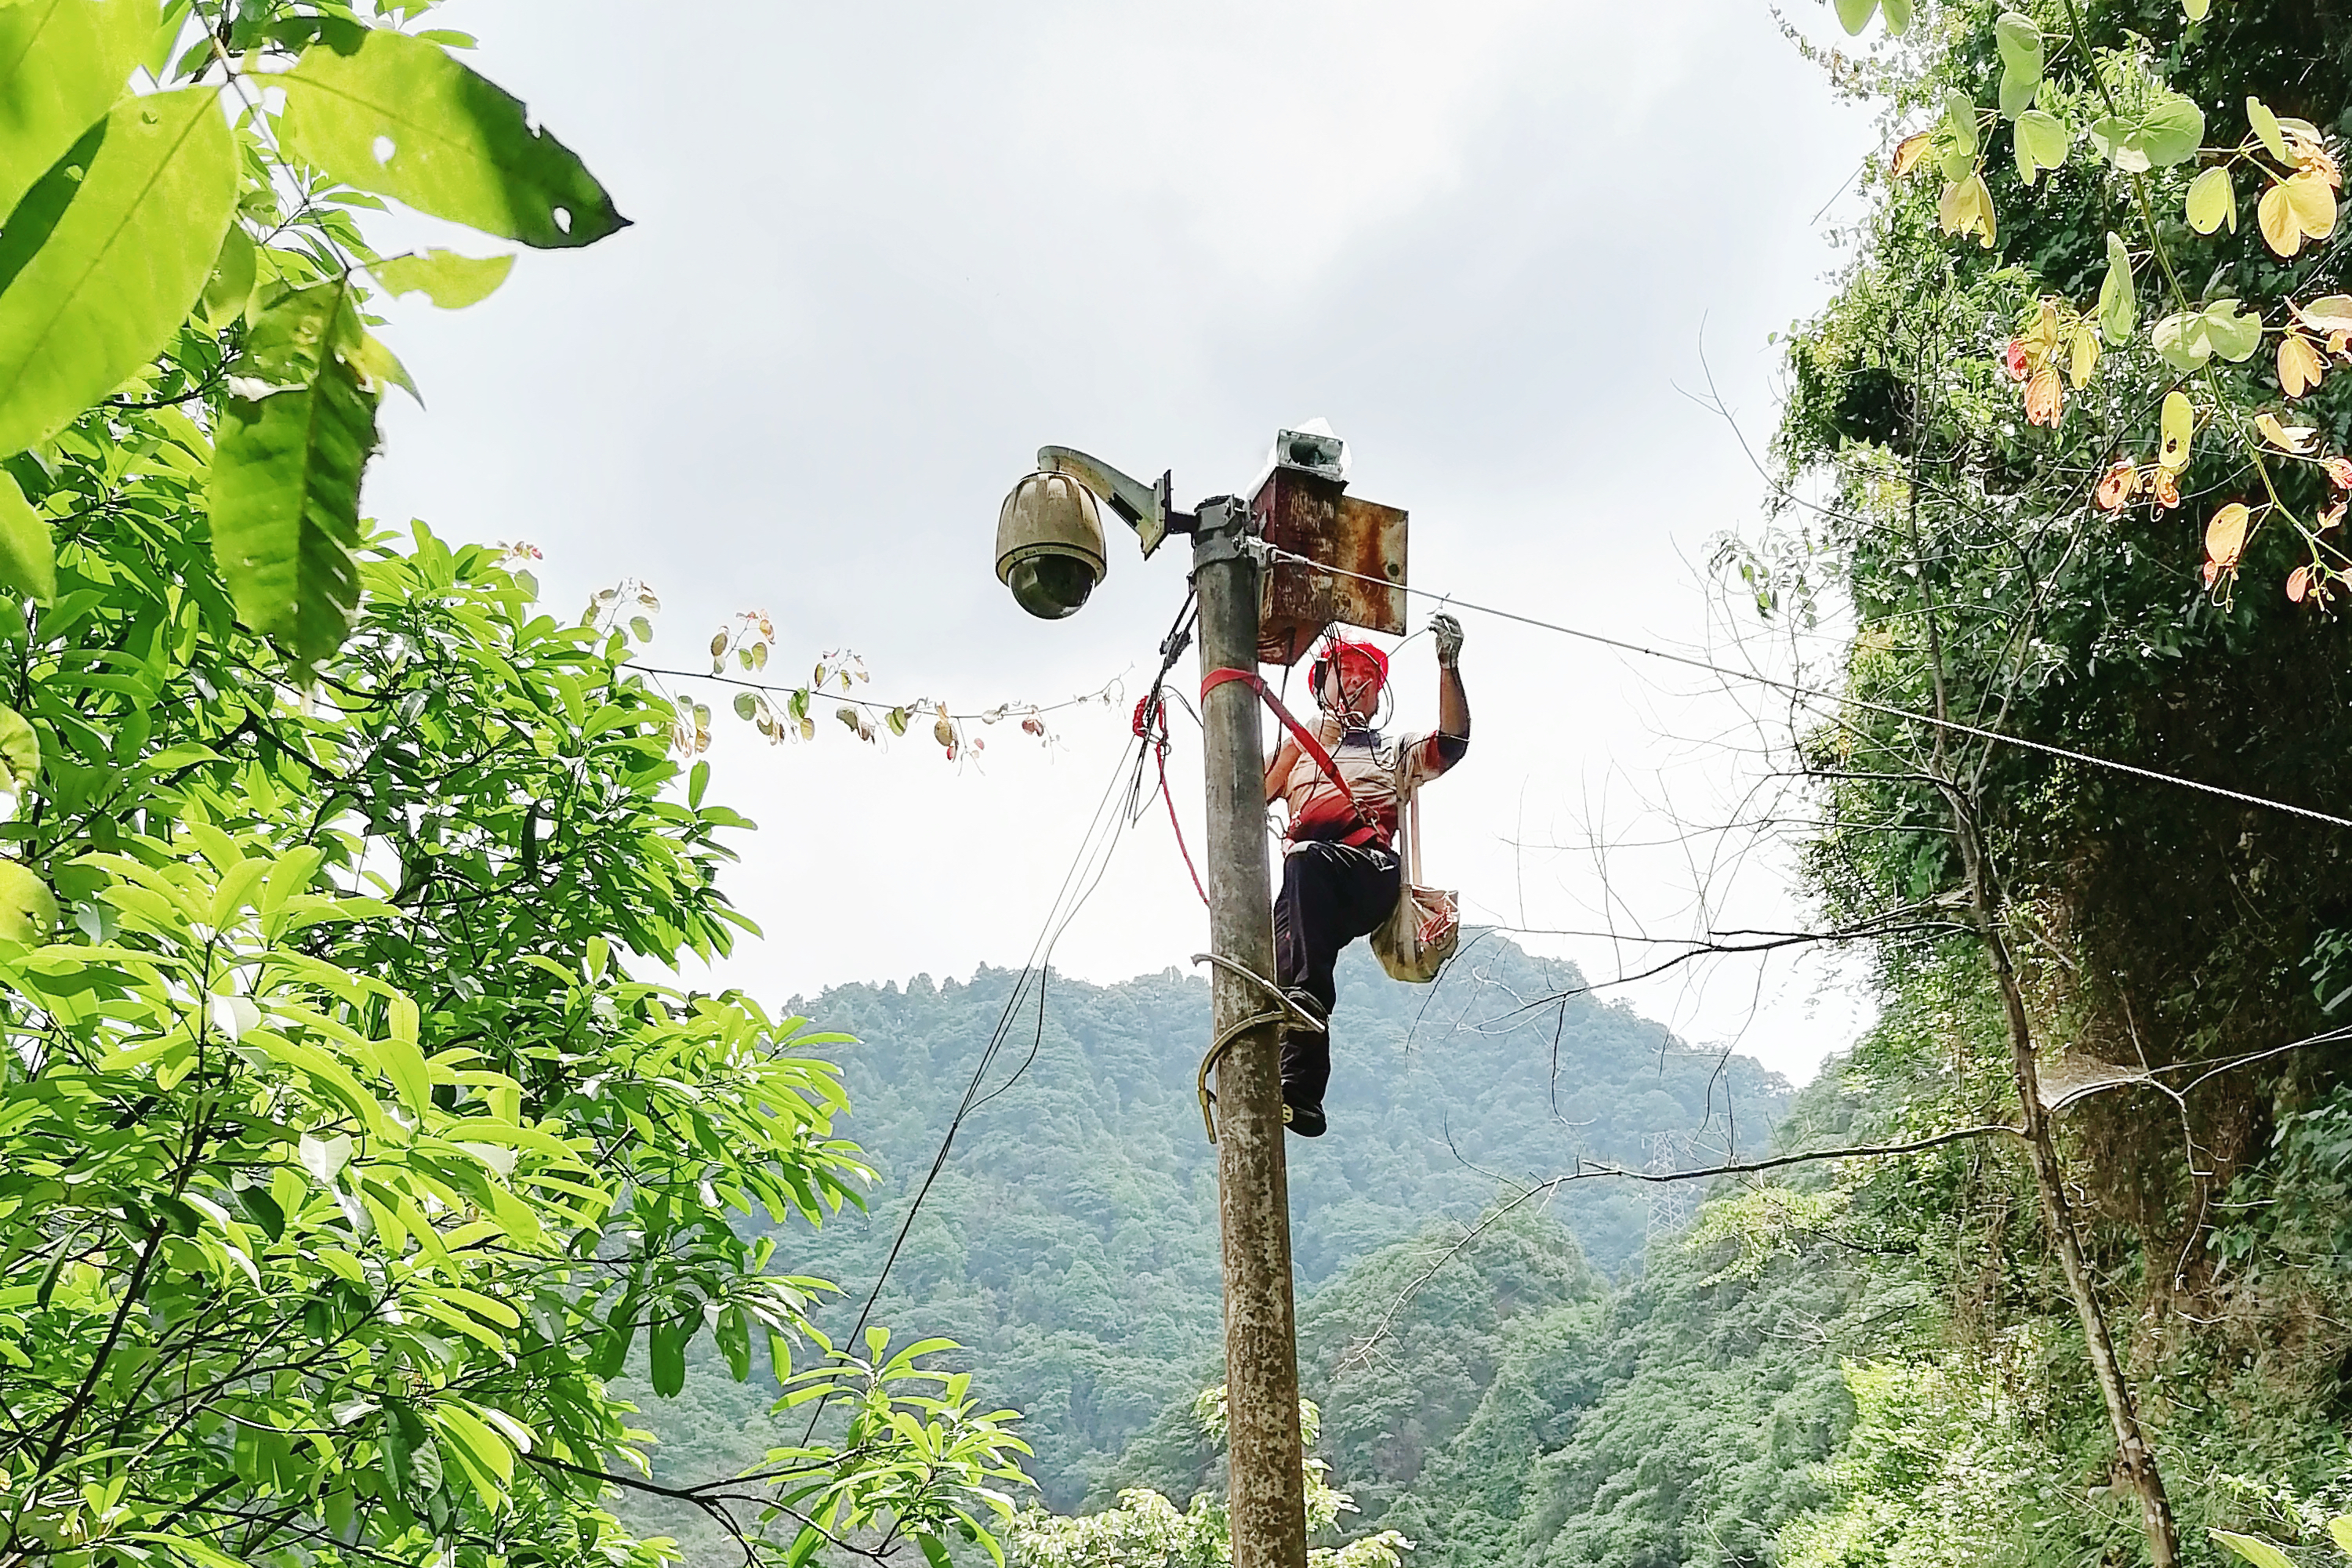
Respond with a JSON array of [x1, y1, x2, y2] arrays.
[[996, 470, 1109, 619]]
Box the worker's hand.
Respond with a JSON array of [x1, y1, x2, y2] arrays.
[[1431, 612, 1465, 668]]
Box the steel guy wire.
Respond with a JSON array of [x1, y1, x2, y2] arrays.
[[1254, 543, 2352, 831]]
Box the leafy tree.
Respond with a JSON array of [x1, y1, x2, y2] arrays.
[[0, 4, 1026, 1566], [1004, 1391, 1410, 1568]]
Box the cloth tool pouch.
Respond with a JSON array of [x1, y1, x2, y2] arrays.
[[1370, 754, 1458, 983]]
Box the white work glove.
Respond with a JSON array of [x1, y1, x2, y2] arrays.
[[1431, 612, 1465, 668]]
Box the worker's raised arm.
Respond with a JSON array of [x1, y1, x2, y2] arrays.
[[1433, 613, 1469, 748], [1265, 734, 1301, 804]]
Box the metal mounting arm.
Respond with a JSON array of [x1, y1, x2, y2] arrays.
[[1036, 446, 1187, 558]]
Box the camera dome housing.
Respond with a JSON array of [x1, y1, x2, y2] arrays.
[[996, 470, 1109, 619]]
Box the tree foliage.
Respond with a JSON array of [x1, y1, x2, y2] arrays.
[[0, 5, 1028, 1566]]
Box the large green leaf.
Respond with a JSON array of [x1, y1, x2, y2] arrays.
[[278, 27, 626, 249], [2089, 91, 2205, 172], [0, 0, 156, 219], [209, 285, 382, 665], [0, 86, 234, 457], [370, 247, 513, 309], [0, 466, 55, 602]]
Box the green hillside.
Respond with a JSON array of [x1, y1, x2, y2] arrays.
[[619, 936, 1791, 1544]]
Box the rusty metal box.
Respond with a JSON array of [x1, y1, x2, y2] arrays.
[[1249, 468, 1408, 666]]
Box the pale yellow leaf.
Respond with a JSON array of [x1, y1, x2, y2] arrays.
[[2158, 390, 2195, 472], [2205, 503, 2251, 568]]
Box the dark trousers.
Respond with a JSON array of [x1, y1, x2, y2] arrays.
[[1273, 839, 1400, 1109]]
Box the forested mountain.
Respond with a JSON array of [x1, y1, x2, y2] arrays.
[[618, 937, 1792, 1541]]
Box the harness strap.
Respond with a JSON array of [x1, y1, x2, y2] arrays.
[[1201, 666, 1386, 848]]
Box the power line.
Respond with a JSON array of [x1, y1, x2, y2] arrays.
[[1256, 543, 2352, 832], [808, 592, 1198, 1432]]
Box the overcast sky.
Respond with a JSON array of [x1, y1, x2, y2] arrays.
[[367, 0, 1888, 1085]]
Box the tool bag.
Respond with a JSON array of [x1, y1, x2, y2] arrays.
[[1370, 753, 1458, 983]]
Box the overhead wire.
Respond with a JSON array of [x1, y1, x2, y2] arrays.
[[1254, 543, 2352, 832], [805, 590, 1200, 1436]]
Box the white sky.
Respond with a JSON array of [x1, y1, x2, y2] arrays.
[[368, 0, 1889, 1085]]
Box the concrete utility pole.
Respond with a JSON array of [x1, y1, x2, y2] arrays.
[[1190, 495, 1308, 1568]]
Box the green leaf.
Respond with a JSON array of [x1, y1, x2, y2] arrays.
[[2186, 165, 2235, 233], [2203, 298, 2262, 361], [917, 1535, 953, 1568], [1943, 89, 1979, 159], [201, 223, 254, 321], [0, 467, 54, 602], [209, 285, 382, 665], [2088, 92, 2205, 172], [1878, 0, 1911, 33], [1994, 13, 2042, 119], [1833, 0, 1877, 33], [2327, 1518, 2352, 1560], [0, 87, 236, 458], [0, 705, 39, 793], [2212, 1532, 2299, 1568], [370, 248, 514, 309], [0, 858, 56, 942], [278, 27, 627, 249], [2152, 310, 2210, 371], [2249, 96, 2288, 163], [0, 0, 156, 219], [733, 691, 757, 721], [2098, 232, 2136, 343], [717, 1303, 751, 1381], [2184, 0, 2209, 17], [2014, 110, 2067, 184], [651, 1313, 692, 1397]]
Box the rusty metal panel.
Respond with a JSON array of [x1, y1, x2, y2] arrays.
[[1250, 470, 1407, 666]]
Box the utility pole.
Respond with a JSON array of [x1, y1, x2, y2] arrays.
[[1190, 495, 1308, 1568]]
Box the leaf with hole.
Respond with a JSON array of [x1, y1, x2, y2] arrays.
[[2186, 165, 2234, 233], [0, 0, 156, 219], [0, 88, 236, 458], [2205, 503, 2251, 569], [278, 28, 626, 249], [2158, 391, 2194, 472], [370, 248, 514, 309], [209, 285, 383, 666]]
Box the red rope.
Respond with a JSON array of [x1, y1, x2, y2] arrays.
[[1134, 693, 1208, 907], [1200, 666, 1384, 847]]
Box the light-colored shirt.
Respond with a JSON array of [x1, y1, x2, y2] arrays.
[[1278, 727, 1456, 844]]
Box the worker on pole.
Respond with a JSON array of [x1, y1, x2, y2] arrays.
[[1262, 612, 1468, 1135]]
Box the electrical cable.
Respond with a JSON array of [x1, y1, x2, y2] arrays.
[[1256, 543, 2352, 832], [804, 591, 1199, 1437]]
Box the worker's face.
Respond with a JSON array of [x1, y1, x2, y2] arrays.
[[1318, 658, 1381, 720]]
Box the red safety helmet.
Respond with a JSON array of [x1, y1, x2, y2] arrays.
[[1309, 636, 1389, 717]]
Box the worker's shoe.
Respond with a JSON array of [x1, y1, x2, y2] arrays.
[[1282, 1098, 1327, 1138]]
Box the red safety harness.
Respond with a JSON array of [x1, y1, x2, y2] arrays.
[[1201, 666, 1389, 851]]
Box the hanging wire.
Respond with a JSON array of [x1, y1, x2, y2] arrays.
[[804, 590, 1200, 1438], [1255, 543, 2352, 832]]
